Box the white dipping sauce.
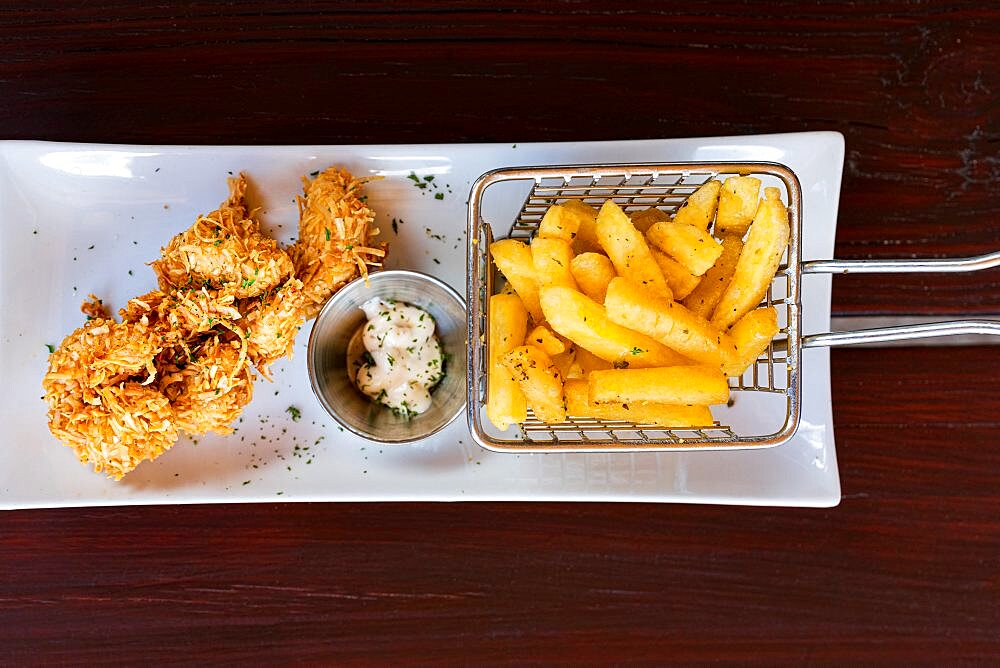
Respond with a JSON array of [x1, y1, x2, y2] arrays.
[[355, 298, 444, 417]]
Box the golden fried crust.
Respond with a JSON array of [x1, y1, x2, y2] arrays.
[[44, 166, 379, 480], [81, 294, 110, 320], [158, 335, 254, 436], [51, 382, 177, 480], [151, 174, 295, 299], [122, 288, 244, 344], [242, 277, 307, 377], [289, 167, 385, 319], [43, 317, 177, 479], [43, 318, 164, 393], [42, 318, 177, 479]]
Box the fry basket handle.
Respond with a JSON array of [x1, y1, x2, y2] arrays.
[[801, 250, 1000, 274], [799, 249, 1000, 347], [802, 320, 1000, 348]]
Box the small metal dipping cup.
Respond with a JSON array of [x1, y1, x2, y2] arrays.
[[307, 270, 467, 443]]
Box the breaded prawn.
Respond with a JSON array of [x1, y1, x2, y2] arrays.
[[42, 318, 177, 479], [157, 334, 254, 436], [44, 166, 381, 480], [151, 174, 294, 299], [241, 277, 307, 377], [288, 167, 385, 320]]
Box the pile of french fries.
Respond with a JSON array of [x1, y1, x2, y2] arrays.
[[486, 176, 790, 431]]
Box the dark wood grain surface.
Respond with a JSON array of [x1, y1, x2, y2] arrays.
[[1, 2, 997, 664]]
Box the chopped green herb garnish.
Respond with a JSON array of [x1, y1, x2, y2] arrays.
[[45, 344, 55, 353], [286, 406, 302, 422], [630, 347, 644, 355], [325, 228, 331, 241], [434, 193, 444, 200]]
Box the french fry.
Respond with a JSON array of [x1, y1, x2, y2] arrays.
[[531, 237, 578, 290], [539, 286, 689, 369], [723, 306, 779, 377], [486, 294, 529, 430], [595, 200, 672, 299], [570, 252, 616, 303], [551, 347, 578, 379], [564, 379, 714, 427], [711, 187, 790, 330], [525, 323, 567, 356], [716, 176, 762, 236], [673, 180, 721, 230], [538, 204, 581, 243], [629, 206, 670, 233], [604, 277, 736, 369], [563, 199, 602, 254], [650, 248, 702, 300], [574, 345, 613, 373], [681, 233, 743, 319], [490, 239, 543, 323], [588, 366, 730, 406], [501, 345, 566, 423], [646, 221, 723, 276]]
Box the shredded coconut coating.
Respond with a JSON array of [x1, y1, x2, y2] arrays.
[[81, 293, 110, 320], [288, 167, 385, 320], [242, 277, 307, 377], [43, 166, 379, 479], [151, 174, 294, 299], [43, 318, 164, 392], [158, 335, 254, 436], [42, 318, 176, 479]]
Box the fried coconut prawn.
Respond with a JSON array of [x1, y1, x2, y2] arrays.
[[158, 334, 254, 435], [151, 174, 294, 298], [241, 277, 307, 377], [288, 167, 385, 320], [44, 167, 381, 479], [42, 315, 178, 479]]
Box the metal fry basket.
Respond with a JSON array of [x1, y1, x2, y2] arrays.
[[465, 162, 1000, 453]]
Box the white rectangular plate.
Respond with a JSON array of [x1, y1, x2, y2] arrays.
[[0, 133, 843, 509]]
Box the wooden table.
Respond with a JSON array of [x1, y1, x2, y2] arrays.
[[2, 3, 997, 663]]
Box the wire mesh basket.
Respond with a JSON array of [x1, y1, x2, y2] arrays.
[[465, 162, 1000, 453]]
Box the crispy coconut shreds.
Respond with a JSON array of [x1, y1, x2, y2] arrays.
[[158, 335, 254, 436], [123, 287, 244, 344], [288, 166, 386, 320], [241, 277, 307, 377], [120, 291, 167, 324], [81, 294, 110, 320], [151, 173, 295, 299], [43, 318, 164, 394], [47, 381, 178, 480]]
